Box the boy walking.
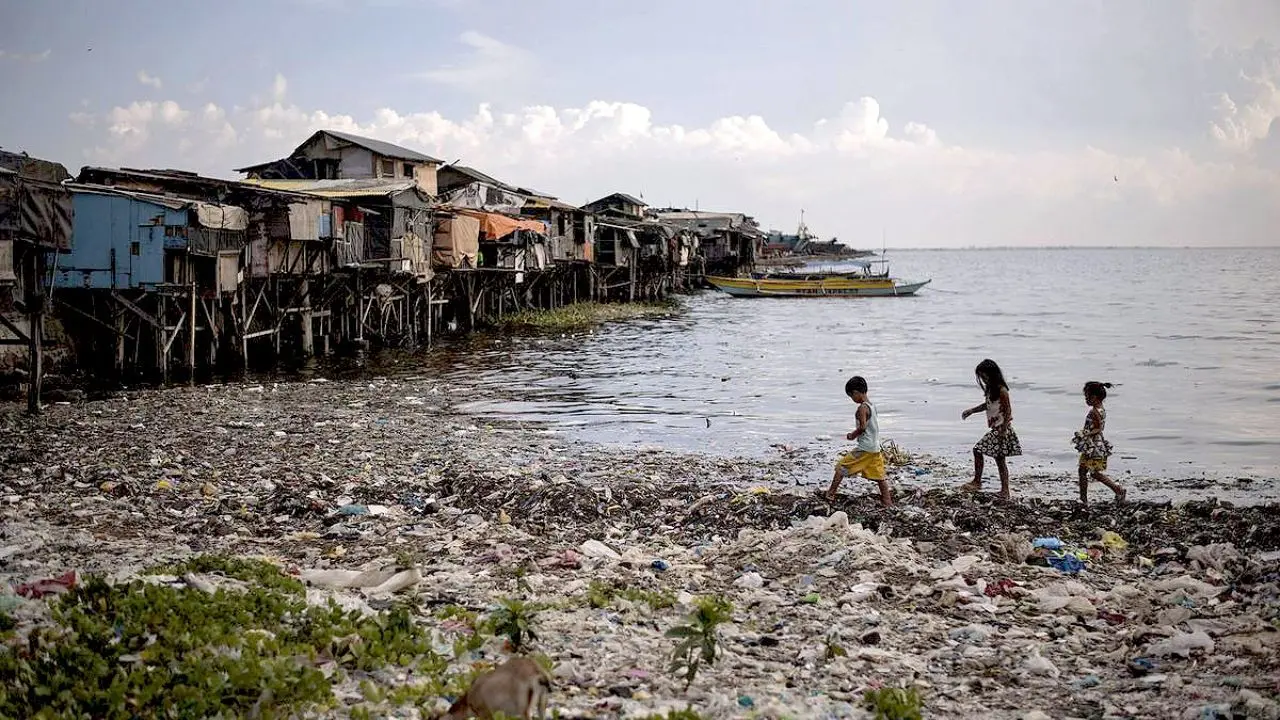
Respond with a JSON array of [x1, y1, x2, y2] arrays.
[[823, 376, 891, 506]]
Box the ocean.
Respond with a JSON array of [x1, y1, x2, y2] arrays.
[[420, 247, 1280, 503]]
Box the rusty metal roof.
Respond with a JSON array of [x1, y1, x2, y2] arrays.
[[240, 178, 417, 198]]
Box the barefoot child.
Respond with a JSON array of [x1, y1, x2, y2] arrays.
[[824, 376, 891, 506], [1074, 381, 1125, 505], [960, 359, 1021, 499]]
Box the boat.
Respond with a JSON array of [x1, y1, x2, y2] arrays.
[[707, 259, 931, 298]]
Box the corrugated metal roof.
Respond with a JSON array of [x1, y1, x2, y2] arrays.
[[586, 192, 646, 208], [240, 178, 416, 198], [320, 130, 442, 164]]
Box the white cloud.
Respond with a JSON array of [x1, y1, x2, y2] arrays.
[[69, 87, 1280, 247], [415, 31, 535, 93], [137, 70, 163, 90], [272, 73, 288, 103], [1211, 68, 1280, 153], [0, 48, 51, 63]]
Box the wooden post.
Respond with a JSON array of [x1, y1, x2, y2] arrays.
[[239, 280, 249, 371], [187, 281, 197, 383], [157, 294, 169, 384], [24, 250, 43, 415], [114, 304, 125, 380], [300, 279, 314, 357]]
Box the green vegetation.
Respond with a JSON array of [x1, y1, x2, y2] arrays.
[[585, 579, 677, 611], [823, 632, 848, 661], [482, 597, 543, 652], [147, 554, 306, 595], [498, 301, 681, 331], [862, 687, 925, 720], [0, 556, 463, 719], [667, 595, 734, 689]]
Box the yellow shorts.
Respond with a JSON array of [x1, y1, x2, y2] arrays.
[[835, 450, 886, 481], [1079, 454, 1108, 471]]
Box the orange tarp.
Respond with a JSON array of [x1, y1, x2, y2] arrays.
[[457, 209, 545, 240]]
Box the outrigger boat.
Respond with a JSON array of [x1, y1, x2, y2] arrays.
[[706, 259, 930, 298]]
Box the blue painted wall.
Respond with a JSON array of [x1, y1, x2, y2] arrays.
[[53, 191, 188, 290]]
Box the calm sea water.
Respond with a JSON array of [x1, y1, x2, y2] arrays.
[[419, 248, 1280, 501]]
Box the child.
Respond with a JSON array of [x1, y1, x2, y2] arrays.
[[1074, 381, 1124, 505], [960, 358, 1021, 499], [823, 376, 891, 506]]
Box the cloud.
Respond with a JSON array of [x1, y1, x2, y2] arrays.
[[272, 73, 288, 103], [67, 83, 1280, 247], [137, 70, 163, 90], [415, 31, 535, 93], [1209, 51, 1280, 154], [0, 48, 51, 63]]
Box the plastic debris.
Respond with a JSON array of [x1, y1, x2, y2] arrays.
[[1100, 530, 1128, 551], [1148, 630, 1215, 658], [14, 570, 77, 599], [2, 377, 1279, 719]]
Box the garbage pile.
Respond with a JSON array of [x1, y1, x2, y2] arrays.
[[2, 378, 1279, 718]]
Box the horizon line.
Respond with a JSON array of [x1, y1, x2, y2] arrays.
[[863, 244, 1278, 251]]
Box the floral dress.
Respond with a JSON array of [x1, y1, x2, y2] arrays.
[[974, 395, 1022, 458], [1074, 406, 1114, 471]]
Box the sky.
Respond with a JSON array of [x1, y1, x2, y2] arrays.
[[2, 0, 1279, 248]]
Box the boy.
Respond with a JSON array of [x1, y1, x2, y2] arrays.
[[823, 375, 891, 506]]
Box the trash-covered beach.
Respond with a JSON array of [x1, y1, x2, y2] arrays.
[[3, 377, 1279, 719]]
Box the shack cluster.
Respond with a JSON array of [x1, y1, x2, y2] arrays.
[[0, 130, 844, 409]]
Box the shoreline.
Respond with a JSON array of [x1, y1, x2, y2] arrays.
[[3, 379, 1279, 718]]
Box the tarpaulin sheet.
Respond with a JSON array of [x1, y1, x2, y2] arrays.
[[195, 202, 249, 231], [0, 171, 73, 251], [457, 209, 545, 241], [432, 214, 480, 268]]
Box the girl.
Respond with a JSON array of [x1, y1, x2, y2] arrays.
[[961, 359, 1021, 499], [1075, 381, 1125, 505]]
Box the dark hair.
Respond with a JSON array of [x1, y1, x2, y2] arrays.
[[1083, 381, 1113, 400], [845, 375, 868, 396], [975, 359, 1008, 402]]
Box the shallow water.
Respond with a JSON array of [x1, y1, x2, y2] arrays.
[[374, 247, 1280, 501]]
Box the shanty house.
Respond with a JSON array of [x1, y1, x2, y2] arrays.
[[520, 194, 594, 264], [585, 192, 651, 270], [458, 209, 547, 272], [236, 130, 443, 197], [583, 192, 647, 221], [53, 185, 247, 292], [1, 152, 72, 285], [76, 167, 335, 289], [651, 210, 764, 275], [241, 178, 433, 280], [436, 165, 527, 215], [0, 152, 73, 383]]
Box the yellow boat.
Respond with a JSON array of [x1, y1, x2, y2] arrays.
[[706, 260, 930, 298]]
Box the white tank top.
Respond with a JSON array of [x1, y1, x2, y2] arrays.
[[985, 397, 1004, 426], [857, 401, 880, 453]]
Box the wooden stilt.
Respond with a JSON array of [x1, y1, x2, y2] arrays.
[[24, 251, 43, 415], [187, 282, 197, 384], [300, 279, 314, 356]]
